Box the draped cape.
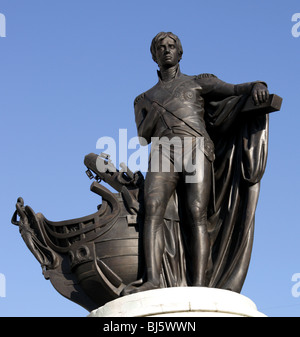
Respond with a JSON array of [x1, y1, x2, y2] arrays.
[[159, 95, 269, 293]]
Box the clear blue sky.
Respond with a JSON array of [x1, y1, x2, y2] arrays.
[[0, 0, 299, 317]]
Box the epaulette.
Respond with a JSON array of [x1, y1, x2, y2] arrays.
[[195, 73, 217, 79], [134, 93, 145, 106]]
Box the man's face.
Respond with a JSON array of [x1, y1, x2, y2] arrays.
[[155, 36, 180, 69]]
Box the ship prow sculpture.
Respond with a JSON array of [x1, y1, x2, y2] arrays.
[[12, 32, 282, 314], [11, 154, 147, 311]]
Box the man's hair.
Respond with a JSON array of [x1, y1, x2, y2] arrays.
[[150, 32, 183, 64]]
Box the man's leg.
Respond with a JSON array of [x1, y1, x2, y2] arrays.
[[139, 170, 179, 290], [184, 157, 212, 286]]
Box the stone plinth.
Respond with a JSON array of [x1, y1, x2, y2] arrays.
[[88, 287, 266, 317]]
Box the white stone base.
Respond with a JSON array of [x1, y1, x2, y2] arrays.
[[88, 287, 266, 317]]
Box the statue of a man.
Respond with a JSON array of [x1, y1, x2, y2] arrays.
[[124, 32, 269, 294]]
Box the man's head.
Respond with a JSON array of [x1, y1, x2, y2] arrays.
[[150, 32, 183, 68]]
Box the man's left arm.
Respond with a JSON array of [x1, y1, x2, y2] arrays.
[[234, 81, 269, 106], [200, 75, 269, 105]]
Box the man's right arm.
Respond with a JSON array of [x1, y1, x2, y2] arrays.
[[134, 94, 161, 145]]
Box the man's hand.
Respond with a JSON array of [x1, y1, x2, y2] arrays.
[[252, 83, 269, 106]]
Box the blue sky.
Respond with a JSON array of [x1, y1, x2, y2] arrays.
[[0, 0, 299, 317]]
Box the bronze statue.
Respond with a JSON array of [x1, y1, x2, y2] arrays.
[[122, 32, 270, 294], [11, 32, 282, 312]]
